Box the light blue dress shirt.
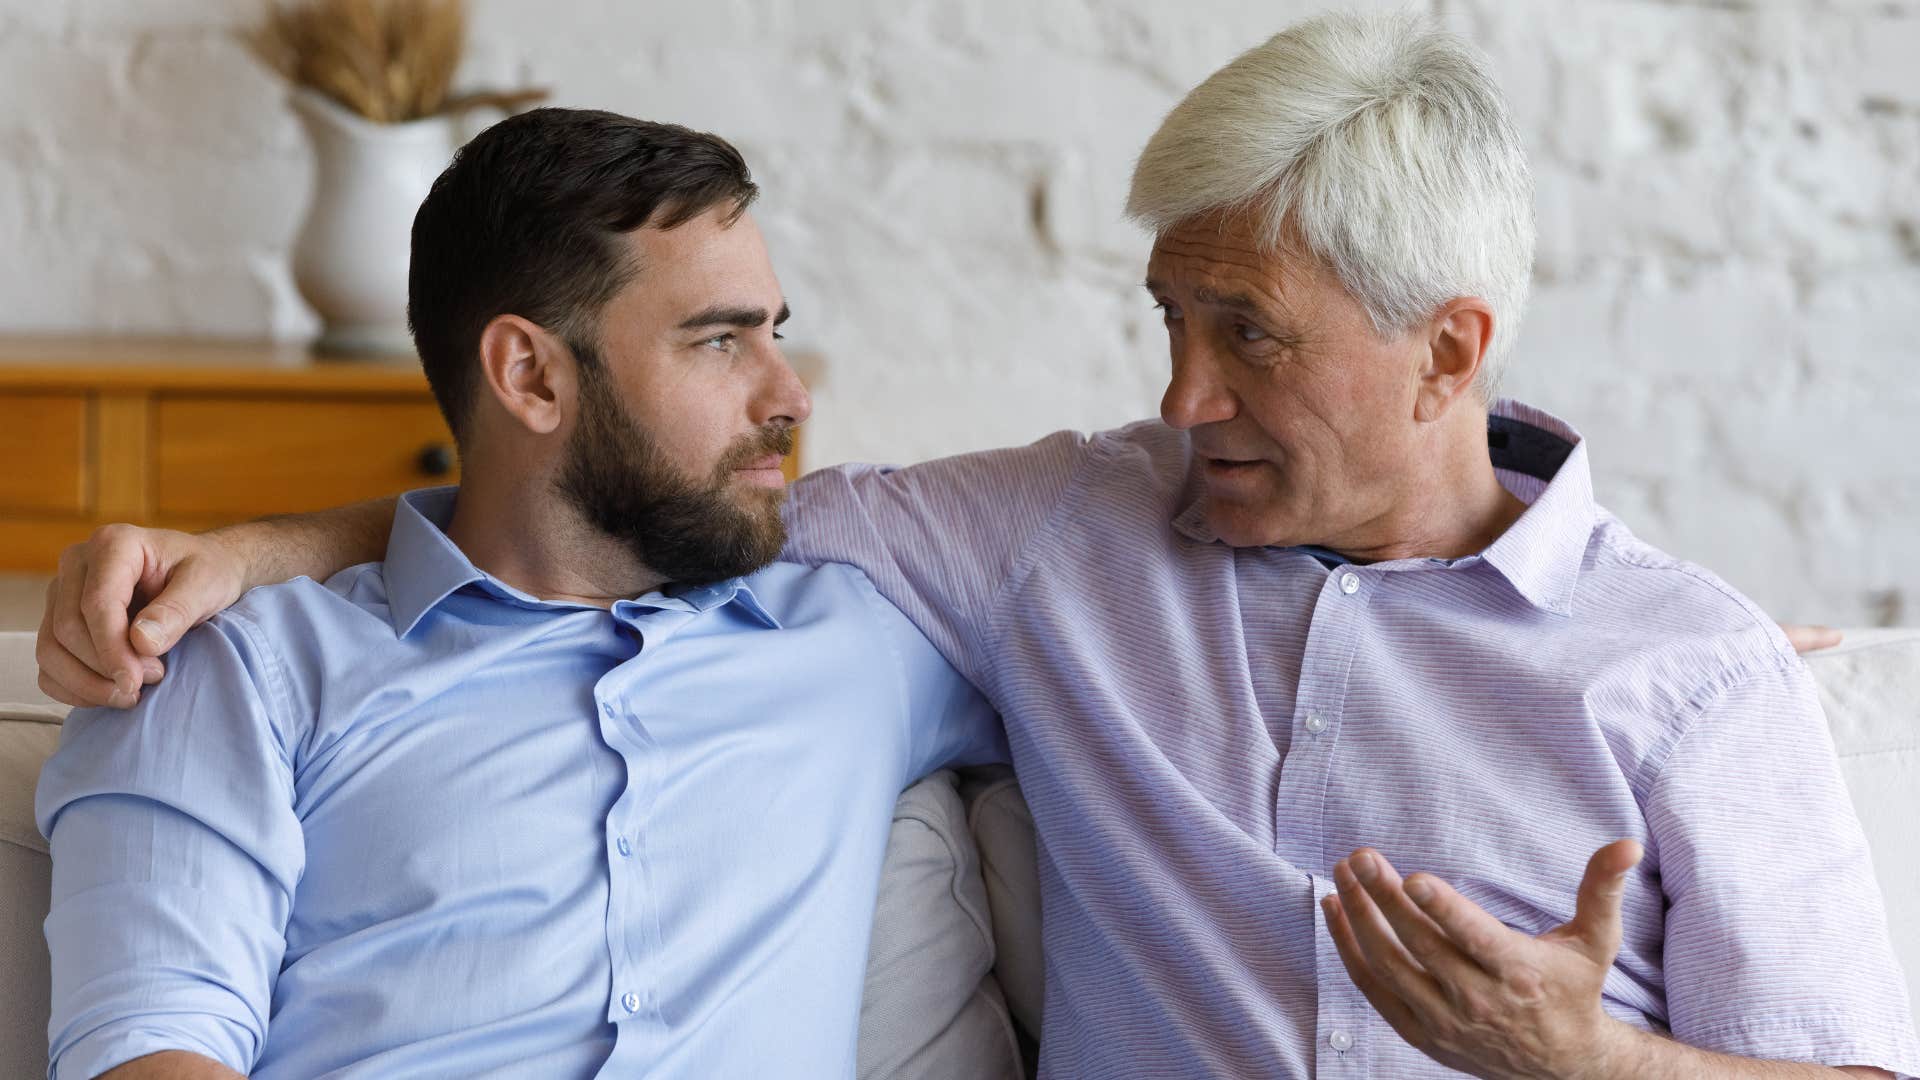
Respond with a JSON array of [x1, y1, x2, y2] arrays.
[[36, 487, 1006, 1079]]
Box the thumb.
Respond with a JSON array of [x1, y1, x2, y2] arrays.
[[1565, 839, 1643, 963], [130, 557, 240, 656]]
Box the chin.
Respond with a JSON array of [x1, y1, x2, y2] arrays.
[[1203, 501, 1300, 549]]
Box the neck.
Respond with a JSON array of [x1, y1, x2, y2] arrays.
[[1327, 404, 1528, 565], [444, 450, 667, 608]]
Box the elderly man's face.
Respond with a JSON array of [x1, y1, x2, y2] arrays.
[[1146, 211, 1428, 551]]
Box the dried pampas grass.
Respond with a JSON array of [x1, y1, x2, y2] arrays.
[[252, 0, 547, 124]]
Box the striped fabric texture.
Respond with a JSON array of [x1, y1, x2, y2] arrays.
[[783, 400, 1920, 1078]]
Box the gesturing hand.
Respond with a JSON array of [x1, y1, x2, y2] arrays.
[[1322, 841, 1644, 1080]]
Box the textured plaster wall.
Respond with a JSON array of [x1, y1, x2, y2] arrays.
[[0, 0, 1915, 625]]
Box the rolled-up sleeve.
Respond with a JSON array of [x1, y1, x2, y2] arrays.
[[1645, 656, 1920, 1075], [34, 612, 305, 1079]]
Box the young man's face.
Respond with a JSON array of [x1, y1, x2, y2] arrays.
[[555, 206, 812, 584]]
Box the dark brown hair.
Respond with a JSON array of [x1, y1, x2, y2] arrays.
[[407, 108, 758, 442]]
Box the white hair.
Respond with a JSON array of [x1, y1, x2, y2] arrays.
[[1126, 10, 1535, 393]]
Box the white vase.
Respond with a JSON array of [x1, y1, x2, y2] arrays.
[[289, 89, 456, 356]]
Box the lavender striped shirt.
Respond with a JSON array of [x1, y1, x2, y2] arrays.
[[784, 400, 1919, 1078]]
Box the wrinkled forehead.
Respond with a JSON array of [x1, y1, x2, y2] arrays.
[[1145, 210, 1322, 306]]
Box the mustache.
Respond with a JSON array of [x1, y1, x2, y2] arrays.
[[716, 423, 796, 474]]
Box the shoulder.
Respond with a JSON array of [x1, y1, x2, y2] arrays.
[[199, 562, 407, 715], [1078, 419, 1198, 505], [739, 560, 902, 631], [1580, 512, 1798, 678]]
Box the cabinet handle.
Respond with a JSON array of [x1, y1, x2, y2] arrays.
[[416, 443, 455, 478]]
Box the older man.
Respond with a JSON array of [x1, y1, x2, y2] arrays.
[[37, 11, 1916, 1080]]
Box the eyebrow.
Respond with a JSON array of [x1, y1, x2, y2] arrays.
[[678, 301, 792, 331], [1141, 280, 1264, 315]]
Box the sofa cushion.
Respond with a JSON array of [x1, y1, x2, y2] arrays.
[[961, 765, 1044, 1041], [860, 769, 1023, 1079], [1803, 629, 1920, 1019], [1, 630, 65, 856], [0, 634, 60, 1080]]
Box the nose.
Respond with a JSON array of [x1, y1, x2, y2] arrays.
[[1159, 344, 1237, 431], [754, 345, 813, 430]]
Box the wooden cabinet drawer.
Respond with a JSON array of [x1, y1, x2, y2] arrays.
[[154, 396, 459, 519], [0, 393, 89, 514]]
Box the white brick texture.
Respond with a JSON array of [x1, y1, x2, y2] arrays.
[[0, 0, 1914, 625]]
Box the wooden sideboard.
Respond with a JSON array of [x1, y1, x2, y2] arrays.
[[0, 338, 805, 572]]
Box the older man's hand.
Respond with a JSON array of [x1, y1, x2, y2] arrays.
[[36, 525, 245, 708], [1781, 624, 1842, 653], [1322, 841, 1644, 1080]]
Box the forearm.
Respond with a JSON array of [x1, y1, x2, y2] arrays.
[[1597, 1026, 1890, 1080], [209, 496, 396, 591], [98, 1050, 246, 1079]]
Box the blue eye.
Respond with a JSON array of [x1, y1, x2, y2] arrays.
[[1236, 323, 1269, 343], [702, 334, 737, 352]]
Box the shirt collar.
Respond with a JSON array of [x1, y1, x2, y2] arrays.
[[383, 487, 484, 637], [1170, 399, 1595, 617], [1476, 400, 1594, 618], [380, 486, 782, 636]]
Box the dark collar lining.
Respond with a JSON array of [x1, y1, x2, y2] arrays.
[[1488, 414, 1575, 483]]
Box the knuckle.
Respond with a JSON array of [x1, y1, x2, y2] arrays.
[[1459, 990, 1500, 1029], [1370, 951, 1407, 985], [52, 615, 91, 657], [79, 591, 123, 619], [91, 522, 133, 547], [1505, 963, 1546, 1004], [36, 672, 78, 707]]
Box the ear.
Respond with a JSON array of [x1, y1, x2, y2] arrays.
[[1413, 297, 1495, 424], [476, 314, 572, 437]]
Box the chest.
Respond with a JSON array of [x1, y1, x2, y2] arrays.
[[987, 539, 1654, 916], [283, 616, 911, 948]]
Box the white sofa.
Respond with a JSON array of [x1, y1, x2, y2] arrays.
[[3, 629, 1917, 1077]]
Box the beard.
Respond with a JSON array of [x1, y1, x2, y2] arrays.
[[554, 354, 792, 587]]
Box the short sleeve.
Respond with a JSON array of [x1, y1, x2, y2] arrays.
[[34, 613, 305, 1079], [1645, 657, 1920, 1075], [781, 430, 1092, 682]]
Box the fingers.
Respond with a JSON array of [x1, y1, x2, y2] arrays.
[[1560, 839, 1643, 963], [34, 628, 127, 708], [1323, 892, 1430, 1046], [1399, 869, 1525, 978], [129, 544, 245, 658], [1331, 853, 1455, 1017], [1779, 623, 1841, 654], [69, 527, 150, 696], [40, 550, 126, 707], [1344, 850, 1495, 988]]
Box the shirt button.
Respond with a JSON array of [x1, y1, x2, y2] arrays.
[[616, 836, 632, 858], [1339, 572, 1361, 595], [601, 703, 615, 719], [1304, 712, 1327, 735], [621, 991, 641, 1014], [1329, 1029, 1354, 1052]]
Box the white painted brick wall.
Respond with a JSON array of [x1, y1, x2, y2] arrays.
[[0, 0, 1914, 625]]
